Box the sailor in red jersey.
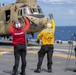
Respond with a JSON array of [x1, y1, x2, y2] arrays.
[[10, 17, 30, 75]]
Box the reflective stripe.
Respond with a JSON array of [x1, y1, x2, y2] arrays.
[[14, 32, 24, 35]]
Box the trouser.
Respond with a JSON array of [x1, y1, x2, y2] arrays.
[[13, 44, 26, 73], [37, 44, 54, 69], [74, 46, 76, 57]]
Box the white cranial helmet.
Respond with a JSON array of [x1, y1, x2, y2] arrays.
[[15, 22, 21, 29], [46, 23, 52, 28]]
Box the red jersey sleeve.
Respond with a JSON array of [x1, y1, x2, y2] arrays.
[[9, 24, 14, 34], [24, 18, 30, 32]]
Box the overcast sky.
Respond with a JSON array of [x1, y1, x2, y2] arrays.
[[0, 0, 76, 26]]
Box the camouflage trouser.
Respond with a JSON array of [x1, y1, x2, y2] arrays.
[[37, 44, 54, 69]]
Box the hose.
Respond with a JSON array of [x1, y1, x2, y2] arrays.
[[64, 39, 73, 71]]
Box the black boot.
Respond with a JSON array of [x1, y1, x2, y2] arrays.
[[73, 69, 76, 72], [20, 72, 25, 75], [12, 72, 18, 75], [34, 69, 41, 73], [48, 69, 52, 73]]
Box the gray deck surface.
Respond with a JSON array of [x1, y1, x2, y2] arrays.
[[0, 41, 76, 75]]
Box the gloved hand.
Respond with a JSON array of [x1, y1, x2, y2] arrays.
[[36, 39, 40, 44], [22, 16, 27, 19], [49, 14, 53, 19], [22, 16, 25, 19], [12, 20, 16, 24]]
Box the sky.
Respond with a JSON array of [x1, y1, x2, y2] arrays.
[[0, 0, 76, 26]]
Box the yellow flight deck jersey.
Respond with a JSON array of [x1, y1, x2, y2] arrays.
[[37, 19, 55, 45], [37, 28, 54, 45]]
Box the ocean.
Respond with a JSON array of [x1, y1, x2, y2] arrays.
[[0, 26, 76, 41], [55, 26, 76, 41], [27, 26, 76, 41]]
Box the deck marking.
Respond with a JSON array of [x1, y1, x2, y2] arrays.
[[0, 47, 75, 59]]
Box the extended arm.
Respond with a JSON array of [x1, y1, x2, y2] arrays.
[[51, 19, 56, 33], [24, 18, 30, 32], [9, 23, 14, 34]]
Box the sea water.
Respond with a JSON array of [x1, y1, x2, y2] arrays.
[[0, 26, 76, 41], [27, 26, 76, 41]]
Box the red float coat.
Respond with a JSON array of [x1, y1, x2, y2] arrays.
[[9, 18, 30, 46]]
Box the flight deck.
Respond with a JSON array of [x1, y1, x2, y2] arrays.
[[0, 40, 76, 75]]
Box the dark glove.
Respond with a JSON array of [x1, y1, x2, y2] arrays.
[[12, 20, 16, 24], [49, 14, 53, 19], [22, 16, 25, 19], [36, 39, 40, 44], [22, 16, 27, 19]]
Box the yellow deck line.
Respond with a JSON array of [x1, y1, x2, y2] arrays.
[[27, 51, 37, 54], [0, 47, 75, 59], [0, 47, 13, 51], [53, 54, 75, 59], [27, 51, 75, 59], [0, 52, 2, 56]]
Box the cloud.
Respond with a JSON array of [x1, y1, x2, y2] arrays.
[[38, 0, 76, 4], [68, 9, 76, 15]]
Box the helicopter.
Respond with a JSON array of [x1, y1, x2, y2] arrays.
[[0, 0, 48, 40]]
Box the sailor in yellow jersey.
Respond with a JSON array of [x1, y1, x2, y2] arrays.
[[34, 16, 56, 73]]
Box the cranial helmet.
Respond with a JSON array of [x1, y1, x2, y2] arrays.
[[15, 22, 22, 29], [46, 22, 52, 28]]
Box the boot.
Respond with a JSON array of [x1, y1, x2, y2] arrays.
[[34, 69, 41, 73], [20, 72, 25, 75], [73, 69, 76, 72], [48, 69, 52, 73], [12, 72, 18, 75]]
